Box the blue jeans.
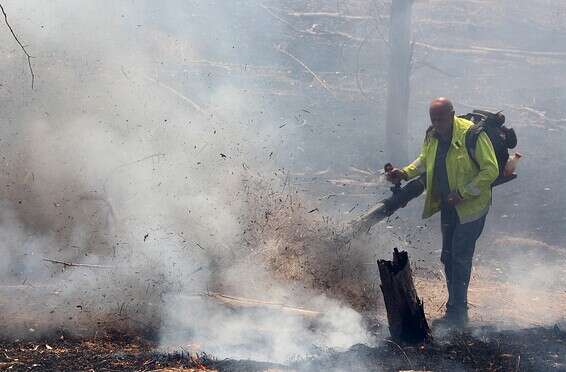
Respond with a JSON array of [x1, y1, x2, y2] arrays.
[[440, 207, 486, 315]]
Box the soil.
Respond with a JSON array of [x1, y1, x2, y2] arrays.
[[2, 325, 566, 371]]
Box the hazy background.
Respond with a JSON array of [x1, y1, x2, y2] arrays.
[[1, 0, 565, 364]]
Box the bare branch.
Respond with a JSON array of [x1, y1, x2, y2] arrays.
[[0, 2, 35, 88]]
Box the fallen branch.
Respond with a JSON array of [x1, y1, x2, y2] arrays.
[[0, 1, 35, 88], [0, 362, 25, 369], [416, 18, 476, 28], [186, 59, 285, 75], [275, 45, 336, 98], [143, 75, 207, 116], [302, 27, 364, 42], [413, 60, 456, 78], [349, 166, 376, 176], [285, 10, 378, 21], [327, 178, 380, 187], [103, 152, 166, 194], [42, 258, 113, 269], [202, 292, 322, 317], [415, 41, 566, 61], [505, 104, 566, 124], [259, 3, 301, 33], [318, 193, 337, 200], [110, 152, 166, 173], [260, 4, 373, 44], [470, 45, 566, 58], [453, 100, 501, 112]]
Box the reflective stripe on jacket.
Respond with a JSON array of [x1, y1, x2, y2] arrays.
[[402, 116, 499, 223]]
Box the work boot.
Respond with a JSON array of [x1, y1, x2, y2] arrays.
[[450, 310, 469, 328], [432, 308, 468, 330], [432, 312, 456, 329]]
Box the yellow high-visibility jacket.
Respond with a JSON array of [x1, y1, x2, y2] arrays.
[[402, 116, 499, 223]]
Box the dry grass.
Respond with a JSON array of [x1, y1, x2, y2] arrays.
[[236, 174, 382, 312]]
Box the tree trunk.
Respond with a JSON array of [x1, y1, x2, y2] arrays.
[[385, 0, 414, 165], [378, 248, 431, 343]]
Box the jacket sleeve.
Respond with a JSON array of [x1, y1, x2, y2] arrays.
[[401, 142, 427, 180], [458, 132, 499, 199]]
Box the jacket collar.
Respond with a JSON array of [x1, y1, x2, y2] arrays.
[[451, 116, 470, 150], [430, 116, 468, 149]]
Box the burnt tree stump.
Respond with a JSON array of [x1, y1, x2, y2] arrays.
[[378, 248, 431, 343]]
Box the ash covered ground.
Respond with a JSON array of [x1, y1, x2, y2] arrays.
[[1, 0, 566, 371]]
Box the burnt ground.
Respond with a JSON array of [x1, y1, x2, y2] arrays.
[[2, 326, 566, 371], [0, 333, 283, 371], [294, 326, 566, 372], [0, 334, 207, 371]]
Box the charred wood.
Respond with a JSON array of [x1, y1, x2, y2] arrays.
[[378, 248, 431, 344]]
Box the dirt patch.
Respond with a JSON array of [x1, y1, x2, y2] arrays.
[[416, 272, 566, 328]]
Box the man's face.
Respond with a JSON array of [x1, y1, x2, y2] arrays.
[[429, 106, 454, 135]]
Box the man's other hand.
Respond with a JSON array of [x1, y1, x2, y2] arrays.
[[446, 191, 463, 206], [386, 168, 406, 184]]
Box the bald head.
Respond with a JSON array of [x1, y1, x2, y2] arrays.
[[429, 97, 455, 138], [430, 97, 454, 113]]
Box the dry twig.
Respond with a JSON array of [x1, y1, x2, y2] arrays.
[[275, 44, 336, 98], [413, 60, 456, 77], [384, 339, 414, 369], [42, 258, 113, 269], [143, 76, 207, 115], [0, 2, 35, 88]]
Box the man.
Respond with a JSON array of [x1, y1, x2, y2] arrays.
[[387, 97, 499, 327]]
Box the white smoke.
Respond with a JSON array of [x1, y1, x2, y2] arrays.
[[0, 0, 371, 362]]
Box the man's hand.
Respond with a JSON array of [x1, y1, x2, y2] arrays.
[[446, 191, 463, 207], [386, 168, 407, 184]]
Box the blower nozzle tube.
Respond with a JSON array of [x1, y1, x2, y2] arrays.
[[350, 175, 426, 235]]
